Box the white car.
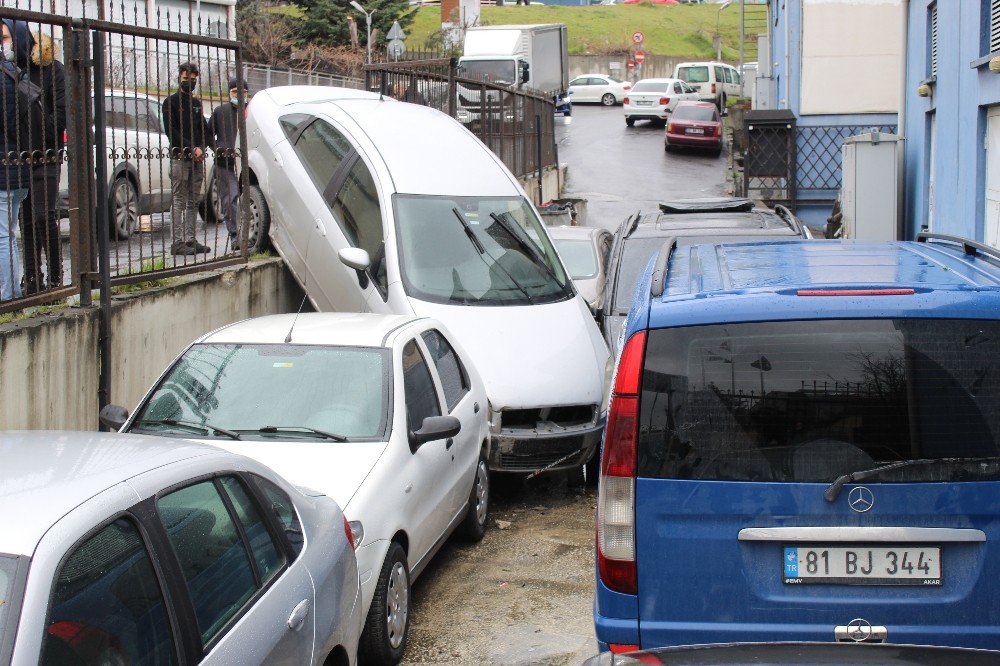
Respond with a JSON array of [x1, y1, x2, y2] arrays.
[[243, 86, 611, 477], [623, 77, 700, 126], [546, 224, 613, 314], [0, 430, 361, 666], [568, 74, 631, 106], [102, 312, 491, 666]]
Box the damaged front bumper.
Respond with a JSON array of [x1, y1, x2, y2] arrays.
[[486, 408, 606, 474]]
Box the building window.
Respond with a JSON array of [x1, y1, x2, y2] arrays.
[[930, 2, 938, 78]]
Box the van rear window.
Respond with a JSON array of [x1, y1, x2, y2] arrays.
[[677, 66, 709, 84], [637, 319, 1000, 482]]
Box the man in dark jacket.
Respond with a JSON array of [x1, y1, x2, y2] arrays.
[[21, 28, 66, 293], [208, 77, 246, 252], [0, 19, 33, 301], [162, 61, 210, 256]]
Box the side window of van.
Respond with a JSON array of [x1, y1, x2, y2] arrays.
[[714, 66, 724, 84], [723, 68, 733, 84]]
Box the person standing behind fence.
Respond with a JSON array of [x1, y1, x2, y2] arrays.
[[162, 61, 210, 256], [21, 29, 66, 294], [208, 77, 246, 253], [0, 19, 32, 301]]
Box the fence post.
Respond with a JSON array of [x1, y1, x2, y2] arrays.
[[536, 113, 542, 206], [92, 31, 113, 418], [66, 23, 94, 307]]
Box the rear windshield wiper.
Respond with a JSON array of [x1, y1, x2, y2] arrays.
[[824, 457, 1000, 502], [257, 426, 348, 442], [136, 418, 241, 441]]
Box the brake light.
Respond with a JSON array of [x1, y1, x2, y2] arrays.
[[623, 96, 630, 105], [623, 83, 631, 91], [597, 331, 645, 596], [610, 644, 642, 654], [797, 288, 915, 296], [711, 83, 717, 94], [667, 123, 676, 133], [343, 515, 355, 550], [659, 97, 670, 106], [63, 129, 68, 143]]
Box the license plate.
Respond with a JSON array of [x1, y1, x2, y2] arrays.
[[686, 128, 705, 135], [783, 545, 942, 585], [636, 100, 653, 106]]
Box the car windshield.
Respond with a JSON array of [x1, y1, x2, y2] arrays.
[[460, 60, 517, 85], [672, 105, 717, 122], [677, 66, 709, 83], [132, 344, 389, 440], [553, 238, 598, 279], [631, 80, 671, 93], [0, 554, 21, 647], [395, 194, 572, 306], [637, 319, 1000, 482]]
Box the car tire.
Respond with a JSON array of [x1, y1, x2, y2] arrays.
[[359, 542, 409, 666], [625, 117, 635, 127], [601, 93, 616, 106], [198, 167, 220, 224], [109, 176, 139, 240], [457, 449, 490, 542], [664, 143, 672, 153], [244, 183, 272, 254]]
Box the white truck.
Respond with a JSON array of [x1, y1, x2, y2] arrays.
[[456, 23, 572, 126]]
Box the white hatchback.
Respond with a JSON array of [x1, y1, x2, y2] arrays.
[[623, 77, 700, 126], [103, 312, 491, 666], [243, 86, 611, 477]]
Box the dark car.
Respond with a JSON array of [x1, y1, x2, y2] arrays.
[[664, 100, 723, 154], [595, 233, 1000, 652], [598, 197, 811, 354]]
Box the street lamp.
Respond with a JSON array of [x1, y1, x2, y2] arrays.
[[350, 0, 374, 65], [715, 0, 732, 61]]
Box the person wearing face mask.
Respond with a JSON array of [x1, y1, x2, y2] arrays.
[[162, 61, 211, 256], [0, 19, 33, 301], [208, 77, 248, 253]]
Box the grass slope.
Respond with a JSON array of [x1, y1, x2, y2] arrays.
[[406, 4, 746, 59]]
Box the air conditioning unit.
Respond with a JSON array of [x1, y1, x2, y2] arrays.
[[840, 130, 903, 240]]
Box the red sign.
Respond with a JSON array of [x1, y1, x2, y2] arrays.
[[634, 50, 645, 64], [632, 31, 645, 44], [627, 61, 635, 69]]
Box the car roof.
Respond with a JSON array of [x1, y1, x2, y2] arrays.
[[198, 312, 426, 348], [636, 237, 1000, 329], [257, 87, 519, 197], [618, 198, 805, 240], [633, 77, 684, 84], [0, 431, 231, 556]]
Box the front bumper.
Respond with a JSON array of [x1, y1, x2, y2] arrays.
[[487, 415, 605, 473]]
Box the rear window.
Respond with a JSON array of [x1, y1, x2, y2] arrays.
[[677, 66, 709, 84], [631, 81, 671, 93], [671, 105, 718, 122], [637, 319, 1000, 482]]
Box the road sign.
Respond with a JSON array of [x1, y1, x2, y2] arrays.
[[634, 50, 645, 64], [627, 60, 635, 69], [632, 31, 644, 44], [387, 38, 405, 59], [387, 21, 406, 41]]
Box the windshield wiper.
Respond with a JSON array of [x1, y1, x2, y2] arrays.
[[136, 418, 241, 441], [824, 457, 999, 502], [452, 207, 485, 254], [488, 211, 561, 285], [257, 426, 348, 442]]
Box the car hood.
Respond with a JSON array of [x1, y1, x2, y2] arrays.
[[408, 296, 608, 410], [203, 438, 387, 509]]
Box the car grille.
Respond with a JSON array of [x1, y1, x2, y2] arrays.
[[498, 435, 589, 471], [500, 405, 595, 429]]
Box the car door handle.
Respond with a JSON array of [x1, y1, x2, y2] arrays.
[[446, 438, 454, 450], [287, 599, 311, 631], [473, 402, 480, 414], [315, 218, 326, 236]]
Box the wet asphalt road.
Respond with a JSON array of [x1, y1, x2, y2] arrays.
[[396, 103, 730, 666]]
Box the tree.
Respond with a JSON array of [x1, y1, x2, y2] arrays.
[[290, 0, 416, 52], [237, 0, 296, 66]]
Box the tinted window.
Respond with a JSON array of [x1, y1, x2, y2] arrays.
[[637, 320, 1000, 482], [723, 67, 733, 84], [42, 518, 177, 666], [631, 80, 670, 93], [403, 339, 441, 433], [132, 344, 389, 440], [293, 119, 354, 194], [279, 113, 312, 140], [421, 329, 470, 411], [255, 475, 305, 557], [677, 66, 709, 83], [220, 477, 283, 582], [672, 105, 718, 122], [332, 158, 386, 294], [106, 96, 161, 132], [714, 66, 724, 82], [159, 481, 257, 643]]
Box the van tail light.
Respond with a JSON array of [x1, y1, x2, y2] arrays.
[[597, 330, 645, 596], [623, 96, 630, 105], [711, 83, 717, 94], [659, 97, 670, 106]]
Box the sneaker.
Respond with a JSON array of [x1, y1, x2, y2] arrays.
[[193, 242, 212, 253], [171, 242, 197, 256]]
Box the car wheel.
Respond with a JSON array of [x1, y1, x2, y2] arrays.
[[109, 176, 139, 240], [625, 117, 635, 127], [664, 143, 672, 153], [601, 93, 616, 106], [243, 183, 272, 254], [198, 168, 220, 224], [457, 450, 490, 542], [359, 542, 409, 666]]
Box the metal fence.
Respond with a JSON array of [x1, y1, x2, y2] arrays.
[[797, 124, 898, 192]]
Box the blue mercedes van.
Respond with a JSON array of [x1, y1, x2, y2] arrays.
[[595, 235, 1000, 652]]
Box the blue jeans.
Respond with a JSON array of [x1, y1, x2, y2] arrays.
[[0, 188, 28, 301]]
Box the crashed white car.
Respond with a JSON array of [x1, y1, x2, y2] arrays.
[[243, 86, 611, 475]]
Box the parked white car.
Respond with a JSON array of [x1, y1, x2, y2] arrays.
[[0, 430, 361, 666], [623, 77, 700, 126], [546, 224, 613, 314], [568, 74, 631, 106], [242, 86, 611, 476], [101, 312, 491, 666]]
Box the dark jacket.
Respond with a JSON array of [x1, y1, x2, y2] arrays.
[[208, 101, 240, 169], [0, 18, 32, 190], [23, 30, 66, 163], [162, 87, 209, 159]]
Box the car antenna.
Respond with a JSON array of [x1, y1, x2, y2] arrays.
[[284, 295, 308, 343]]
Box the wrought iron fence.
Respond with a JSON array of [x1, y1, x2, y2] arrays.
[[796, 124, 898, 191]]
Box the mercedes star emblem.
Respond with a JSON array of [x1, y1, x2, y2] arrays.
[[848, 486, 875, 513], [846, 618, 873, 642]]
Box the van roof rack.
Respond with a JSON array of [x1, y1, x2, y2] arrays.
[[650, 238, 677, 297], [916, 232, 1000, 262]]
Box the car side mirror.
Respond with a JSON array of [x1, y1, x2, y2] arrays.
[[99, 404, 129, 431], [520, 62, 530, 84], [409, 415, 461, 451], [339, 247, 371, 289]]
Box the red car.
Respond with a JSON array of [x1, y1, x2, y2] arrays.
[[664, 100, 723, 154]]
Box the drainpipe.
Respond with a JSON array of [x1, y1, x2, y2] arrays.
[[898, 0, 909, 238]]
